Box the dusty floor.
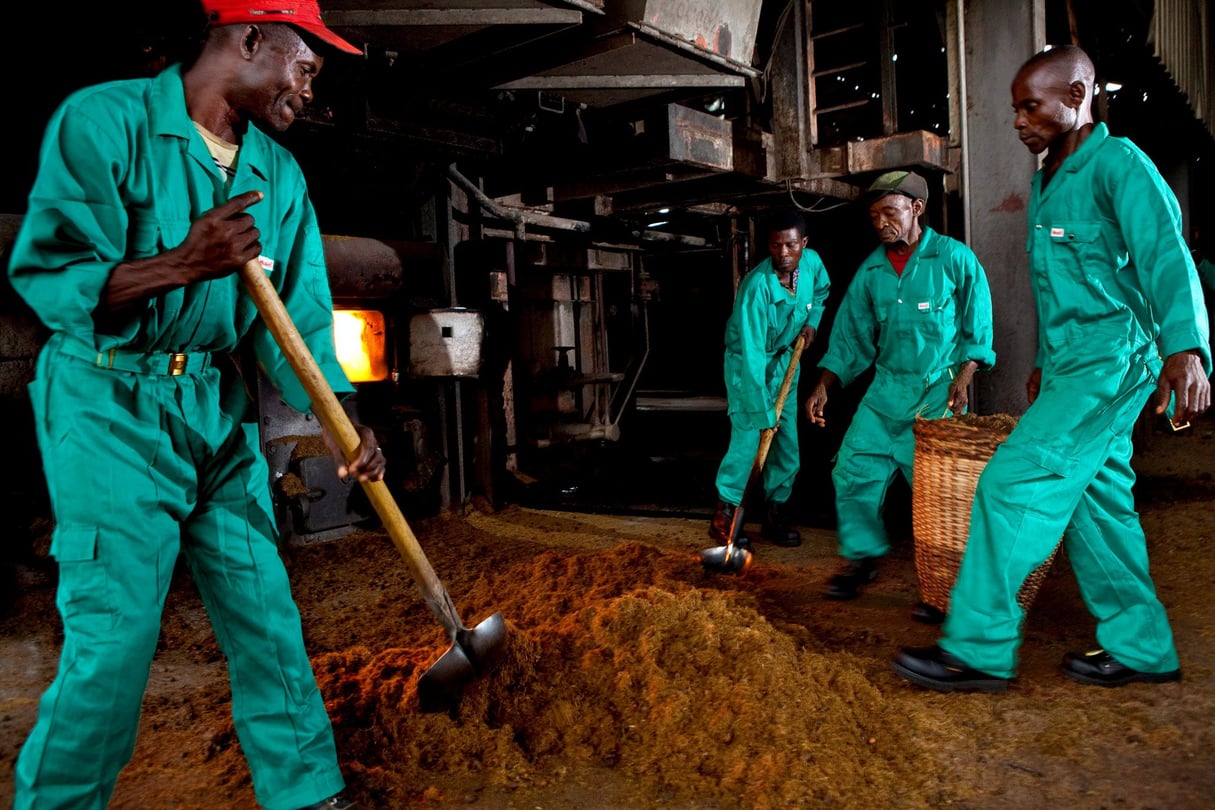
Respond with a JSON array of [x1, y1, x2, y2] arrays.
[[1, 414, 1213, 809]]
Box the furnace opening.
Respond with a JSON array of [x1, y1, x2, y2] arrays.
[[333, 309, 389, 383]]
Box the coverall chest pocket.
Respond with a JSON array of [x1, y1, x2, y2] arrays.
[[127, 216, 193, 257], [140, 219, 193, 328], [158, 219, 193, 252], [1048, 221, 1102, 275], [127, 214, 161, 259], [872, 301, 890, 340], [913, 295, 953, 338]]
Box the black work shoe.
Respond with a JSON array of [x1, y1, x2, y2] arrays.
[[911, 601, 946, 625], [297, 795, 355, 810], [823, 557, 878, 600], [709, 500, 750, 548], [1061, 649, 1181, 687], [761, 502, 802, 546], [891, 645, 1009, 693]]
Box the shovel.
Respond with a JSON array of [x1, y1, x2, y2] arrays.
[[701, 333, 807, 574], [239, 259, 507, 713]]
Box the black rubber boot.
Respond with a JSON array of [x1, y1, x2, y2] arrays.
[[709, 500, 750, 548], [761, 502, 802, 547], [824, 557, 878, 600], [911, 601, 947, 624]]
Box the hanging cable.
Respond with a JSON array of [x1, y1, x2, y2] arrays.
[[785, 179, 851, 213]]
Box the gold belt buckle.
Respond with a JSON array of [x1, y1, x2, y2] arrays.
[[167, 353, 188, 375]]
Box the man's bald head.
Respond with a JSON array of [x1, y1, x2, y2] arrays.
[[1015, 45, 1096, 108], [1010, 44, 1097, 156]]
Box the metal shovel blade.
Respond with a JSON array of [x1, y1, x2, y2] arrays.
[[417, 612, 508, 713], [700, 543, 753, 574]]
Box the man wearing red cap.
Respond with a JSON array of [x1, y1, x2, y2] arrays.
[[8, 2, 366, 808]]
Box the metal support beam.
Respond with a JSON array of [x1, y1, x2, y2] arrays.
[[494, 74, 744, 90], [956, 0, 1046, 416], [626, 21, 761, 78], [770, 0, 809, 179], [846, 130, 954, 174], [325, 9, 583, 26], [878, 0, 898, 136]]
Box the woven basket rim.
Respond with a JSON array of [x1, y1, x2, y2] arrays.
[[913, 414, 1017, 438]]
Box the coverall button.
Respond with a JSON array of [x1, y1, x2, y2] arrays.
[[1035, 224, 1043, 229]]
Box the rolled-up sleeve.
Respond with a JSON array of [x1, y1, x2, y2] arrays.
[[953, 248, 996, 369]]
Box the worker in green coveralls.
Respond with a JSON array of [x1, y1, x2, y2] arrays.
[[893, 45, 1211, 692], [804, 171, 994, 615], [7, 2, 374, 808], [710, 208, 831, 548], [1195, 229, 1215, 292], [1192, 226, 1215, 365]]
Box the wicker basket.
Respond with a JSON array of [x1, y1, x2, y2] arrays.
[[911, 414, 1059, 615]]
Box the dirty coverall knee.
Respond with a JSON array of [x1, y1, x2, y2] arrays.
[[14, 351, 343, 810], [715, 400, 800, 507], [832, 401, 915, 561]]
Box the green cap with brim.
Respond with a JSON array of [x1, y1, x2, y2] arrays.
[[863, 170, 929, 204]]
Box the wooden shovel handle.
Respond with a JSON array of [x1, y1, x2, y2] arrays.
[[754, 334, 807, 472], [238, 259, 466, 637]]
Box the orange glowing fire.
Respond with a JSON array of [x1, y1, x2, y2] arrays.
[[333, 309, 389, 383]]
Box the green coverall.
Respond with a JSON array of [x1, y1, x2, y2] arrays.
[[8, 65, 351, 810], [941, 123, 1212, 678], [1200, 257, 1215, 365], [715, 251, 830, 506], [820, 228, 994, 560], [1198, 257, 1215, 292]]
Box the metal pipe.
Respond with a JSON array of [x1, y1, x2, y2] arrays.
[[955, 0, 971, 246], [446, 164, 591, 234], [610, 297, 651, 431], [633, 228, 709, 247]]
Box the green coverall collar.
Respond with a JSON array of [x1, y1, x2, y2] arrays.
[[862, 226, 942, 273], [758, 252, 815, 302], [149, 64, 273, 192], [1036, 122, 1108, 202]]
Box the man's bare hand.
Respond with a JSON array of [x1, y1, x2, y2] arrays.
[[804, 370, 837, 428], [1155, 349, 1211, 428], [947, 361, 979, 412], [798, 325, 816, 349], [805, 370, 837, 427], [323, 422, 387, 483], [173, 190, 265, 283], [804, 385, 829, 427]]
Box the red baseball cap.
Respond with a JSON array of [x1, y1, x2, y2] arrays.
[[201, 0, 361, 55]]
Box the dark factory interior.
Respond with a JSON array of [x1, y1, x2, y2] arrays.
[[1, 0, 1212, 559]]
